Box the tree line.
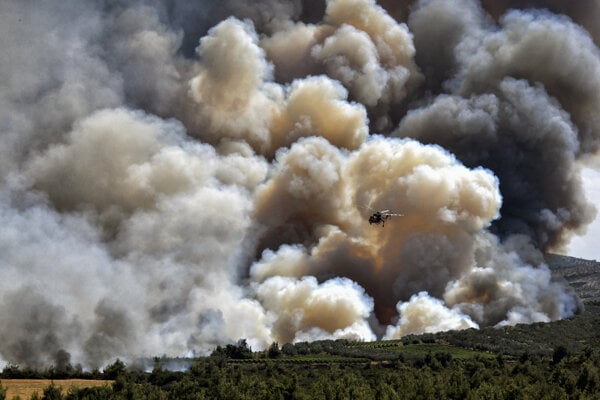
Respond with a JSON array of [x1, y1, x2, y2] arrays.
[[1, 303, 598, 400], [1, 342, 599, 400]]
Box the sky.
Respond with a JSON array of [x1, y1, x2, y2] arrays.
[[567, 168, 600, 261]]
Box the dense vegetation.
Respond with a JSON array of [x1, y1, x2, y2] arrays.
[[2, 345, 600, 399], [1, 304, 599, 399]]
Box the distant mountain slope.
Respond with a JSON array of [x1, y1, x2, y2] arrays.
[[545, 253, 600, 303]]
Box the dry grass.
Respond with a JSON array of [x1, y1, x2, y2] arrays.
[[1, 379, 112, 399]]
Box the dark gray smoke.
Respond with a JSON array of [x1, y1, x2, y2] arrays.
[[0, 0, 596, 369], [398, 0, 598, 250]]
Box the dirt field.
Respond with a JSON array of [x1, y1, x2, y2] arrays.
[[1, 379, 112, 399]]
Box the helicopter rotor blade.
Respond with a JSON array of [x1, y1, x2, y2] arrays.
[[382, 212, 403, 217]]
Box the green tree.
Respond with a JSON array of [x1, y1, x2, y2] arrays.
[[221, 339, 253, 359], [577, 360, 599, 393], [550, 366, 578, 396], [281, 343, 297, 356], [64, 385, 114, 400], [552, 345, 568, 365], [267, 342, 281, 359], [41, 382, 63, 400], [103, 359, 126, 380]]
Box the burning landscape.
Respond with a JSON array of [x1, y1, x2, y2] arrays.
[[1, 0, 599, 369]]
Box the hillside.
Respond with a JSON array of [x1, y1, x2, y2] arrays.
[[546, 253, 600, 303], [214, 254, 600, 362], [180, 254, 600, 365], [2, 255, 599, 399]]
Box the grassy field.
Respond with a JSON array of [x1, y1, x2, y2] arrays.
[[1, 379, 112, 399]]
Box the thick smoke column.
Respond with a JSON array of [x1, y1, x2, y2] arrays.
[[399, 0, 598, 249], [0, 0, 596, 368]]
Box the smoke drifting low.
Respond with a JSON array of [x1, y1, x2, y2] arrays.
[[0, 0, 596, 368]]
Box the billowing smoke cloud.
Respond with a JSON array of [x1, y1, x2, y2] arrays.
[[0, 0, 597, 369], [250, 136, 502, 324], [399, 0, 599, 249], [254, 276, 375, 343], [384, 292, 479, 339]]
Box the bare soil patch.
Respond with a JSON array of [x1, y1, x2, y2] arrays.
[[1, 379, 111, 399]]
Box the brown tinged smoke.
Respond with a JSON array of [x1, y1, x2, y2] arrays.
[[0, 0, 595, 369]]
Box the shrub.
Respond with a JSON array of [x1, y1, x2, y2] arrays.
[[41, 382, 63, 400]]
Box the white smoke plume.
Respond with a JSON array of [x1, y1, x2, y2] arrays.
[[384, 292, 479, 339], [0, 0, 597, 369], [254, 276, 376, 343]]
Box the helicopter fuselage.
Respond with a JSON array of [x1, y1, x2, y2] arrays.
[[369, 212, 391, 226]]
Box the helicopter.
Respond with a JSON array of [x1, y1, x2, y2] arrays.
[[368, 209, 403, 227]]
